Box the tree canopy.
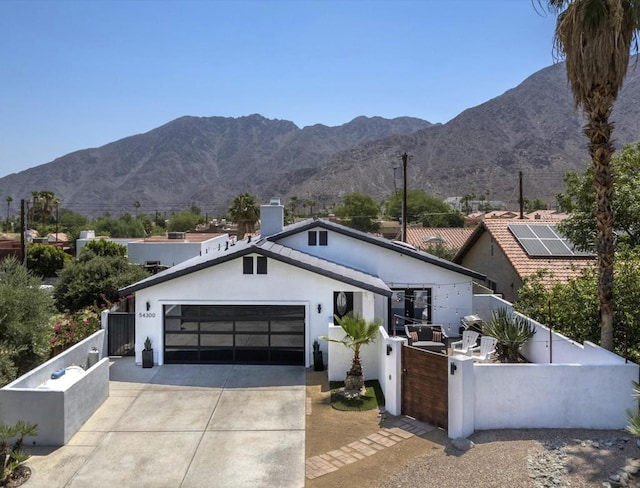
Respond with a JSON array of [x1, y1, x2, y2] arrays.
[[515, 244, 640, 362], [557, 142, 640, 250], [385, 190, 464, 227], [166, 210, 205, 233], [228, 193, 260, 239], [334, 193, 380, 233]]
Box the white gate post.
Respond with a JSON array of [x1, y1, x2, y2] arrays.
[[448, 355, 475, 439], [384, 336, 407, 416]]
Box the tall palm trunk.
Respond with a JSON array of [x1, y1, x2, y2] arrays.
[[584, 86, 616, 350]]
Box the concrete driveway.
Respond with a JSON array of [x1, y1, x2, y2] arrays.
[[26, 358, 306, 488]]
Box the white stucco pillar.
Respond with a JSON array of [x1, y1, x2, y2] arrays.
[[384, 336, 407, 416], [448, 355, 475, 439]]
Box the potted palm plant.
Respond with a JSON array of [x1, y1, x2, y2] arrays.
[[142, 336, 153, 368], [322, 313, 381, 395]]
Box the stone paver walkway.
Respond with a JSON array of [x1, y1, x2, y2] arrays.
[[305, 417, 434, 480]]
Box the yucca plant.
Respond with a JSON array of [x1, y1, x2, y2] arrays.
[[483, 308, 535, 363], [0, 420, 37, 484], [626, 381, 640, 437]]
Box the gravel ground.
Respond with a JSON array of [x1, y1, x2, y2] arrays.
[[373, 429, 639, 488], [306, 369, 640, 488]]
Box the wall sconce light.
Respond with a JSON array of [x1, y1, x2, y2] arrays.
[[386, 344, 393, 356], [146, 301, 151, 311], [450, 363, 457, 375], [317, 304, 322, 314]]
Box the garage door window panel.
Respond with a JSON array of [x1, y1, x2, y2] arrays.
[[163, 304, 305, 364]]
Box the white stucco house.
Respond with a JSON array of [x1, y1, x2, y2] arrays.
[[76, 230, 230, 268], [119, 200, 485, 367]]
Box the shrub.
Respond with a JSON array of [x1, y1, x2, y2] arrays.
[[0, 257, 55, 386], [27, 243, 71, 278], [50, 307, 101, 351], [54, 255, 149, 312]]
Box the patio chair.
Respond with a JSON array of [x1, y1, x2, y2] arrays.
[[468, 336, 498, 363], [450, 330, 479, 356]]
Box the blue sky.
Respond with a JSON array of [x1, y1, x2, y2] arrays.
[[0, 0, 559, 177]]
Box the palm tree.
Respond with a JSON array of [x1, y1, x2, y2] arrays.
[[228, 192, 260, 240], [306, 199, 317, 216], [38, 190, 56, 226], [545, 0, 640, 350], [5, 196, 12, 231], [322, 313, 381, 393]]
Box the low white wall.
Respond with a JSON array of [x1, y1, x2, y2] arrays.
[[473, 294, 627, 365], [326, 324, 379, 382], [473, 362, 638, 430], [326, 324, 406, 416], [441, 294, 640, 436], [0, 330, 110, 446]]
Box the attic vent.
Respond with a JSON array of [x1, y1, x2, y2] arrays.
[[167, 232, 186, 240]]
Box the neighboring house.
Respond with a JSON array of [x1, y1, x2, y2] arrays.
[[76, 231, 139, 257], [119, 200, 485, 368], [127, 232, 229, 268], [454, 219, 595, 303], [404, 227, 474, 254], [76, 230, 229, 268]]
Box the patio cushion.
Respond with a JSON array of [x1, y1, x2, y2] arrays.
[[408, 331, 419, 343], [417, 327, 433, 342]]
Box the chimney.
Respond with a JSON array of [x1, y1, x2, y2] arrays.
[[260, 197, 284, 238]]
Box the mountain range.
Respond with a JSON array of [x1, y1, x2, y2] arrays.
[[2, 60, 640, 218]]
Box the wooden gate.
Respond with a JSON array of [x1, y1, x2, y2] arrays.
[[401, 345, 448, 428], [108, 312, 135, 356]]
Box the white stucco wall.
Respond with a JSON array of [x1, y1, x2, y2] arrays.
[[133, 255, 382, 366], [127, 235, 229, 267], [473, 363, 638, 430], [276, 228, 475, 329], [473, 294, 628, 365]]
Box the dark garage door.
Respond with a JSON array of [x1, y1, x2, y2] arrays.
[[163, 304, 305, 365]]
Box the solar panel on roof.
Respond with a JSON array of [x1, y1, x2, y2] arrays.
[[531, 226, 558, 239], [507, 223, 594, 258], [509, 225, 537, 239], [542, 239, 573, 256]]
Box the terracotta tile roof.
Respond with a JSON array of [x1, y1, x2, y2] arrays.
[[523, 210, 569, 221], [457, 219, 595, 287], [405, 227, 475, 251]]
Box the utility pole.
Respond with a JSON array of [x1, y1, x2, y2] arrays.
[[401, 153, 409, 243], [20, 199, 26, 267], [519, 171, 524, 219]]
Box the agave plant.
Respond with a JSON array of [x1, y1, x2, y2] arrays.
[[483, 308, 535, 363]]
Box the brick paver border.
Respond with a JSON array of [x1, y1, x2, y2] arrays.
[[306, 417, 433, 480]]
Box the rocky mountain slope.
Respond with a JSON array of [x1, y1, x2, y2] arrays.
[[2, 60, 640, 217], [0, 115, 432, 216]]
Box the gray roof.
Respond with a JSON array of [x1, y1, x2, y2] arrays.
[[269, 218, 486, 281], [119, 237, 392, 297]]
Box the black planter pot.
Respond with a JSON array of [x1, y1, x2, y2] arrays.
[[313, 351, 324, 371], [142, 349, 154, 368]]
